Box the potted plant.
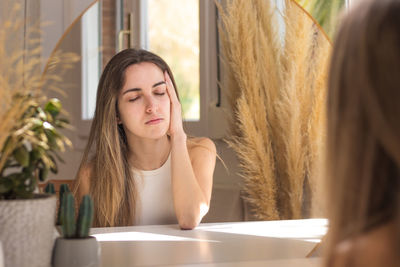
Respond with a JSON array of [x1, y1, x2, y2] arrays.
[[51, 185, 99, 267], [0, 3, 80, 266], [0, 96, 71, 197], [0, 96, 72, 267]]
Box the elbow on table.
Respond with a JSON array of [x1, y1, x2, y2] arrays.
[[178, 218, 199, 230], [177, 210, 202, 230], [177, 203, 209, 230]]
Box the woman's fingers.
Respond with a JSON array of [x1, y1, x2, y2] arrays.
[[164, 71, 184, 137], [164, 71, 178, 104]]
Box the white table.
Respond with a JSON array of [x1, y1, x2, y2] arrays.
[[91, 218, 327, 267]]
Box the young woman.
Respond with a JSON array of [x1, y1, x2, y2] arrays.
[[74, 49, 216, 229], [325, 0, 400, 266]]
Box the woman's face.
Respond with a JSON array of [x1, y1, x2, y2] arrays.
[[117, 62, 171, 141]]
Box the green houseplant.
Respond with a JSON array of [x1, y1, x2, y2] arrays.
[[0, 3, 79, 267], [0, 96, 73, 267], [0, 96, 71, 199]]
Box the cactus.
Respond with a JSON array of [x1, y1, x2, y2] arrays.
[[76, 195, 94, 238], [60, 192, 76, 238], [59, 184, 70, 200], [57, 183, 71, 225], [58, 190, 94, 239], [44, 183, 55, 194]]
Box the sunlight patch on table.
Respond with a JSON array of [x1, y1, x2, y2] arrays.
[[196, 218, 328, 243], [93, 231, 219, 242]]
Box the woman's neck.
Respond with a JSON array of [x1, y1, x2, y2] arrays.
[[128, 135, 171, 170]]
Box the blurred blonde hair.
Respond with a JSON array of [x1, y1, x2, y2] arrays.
[[325, 0, 400, 264]]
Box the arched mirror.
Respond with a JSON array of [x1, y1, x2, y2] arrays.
[[42, 0, 343, 223]]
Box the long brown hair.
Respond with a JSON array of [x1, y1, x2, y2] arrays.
[[75, 49, 178, 227], [325, 0, 400, 263]]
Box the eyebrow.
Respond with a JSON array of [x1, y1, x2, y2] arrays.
[[122, 81, 166, 95]]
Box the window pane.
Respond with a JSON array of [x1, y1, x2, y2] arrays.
[[81, 2, 101, 120], [148, 0, 200, 121]]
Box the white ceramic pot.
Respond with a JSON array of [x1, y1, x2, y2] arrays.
[[0, 194, 57, 267], [0, 241, 4, 267], [52, 236, 100, 267]]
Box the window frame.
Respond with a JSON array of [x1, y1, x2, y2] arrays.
[[125, 0, 219, 137], [81, 1, 102, 121], [79, 0, 220, 138]]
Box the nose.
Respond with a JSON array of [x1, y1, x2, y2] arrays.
[[145, 97, 157, 114]]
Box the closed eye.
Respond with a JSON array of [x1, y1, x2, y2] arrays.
[[154, 92, 166, 96], [129, 96, 140, 102]]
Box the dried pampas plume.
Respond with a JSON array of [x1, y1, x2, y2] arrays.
[[0, 3, 79, 172], [219, 0, 331, 220]]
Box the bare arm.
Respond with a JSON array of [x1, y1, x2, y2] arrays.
[[165, 72, 216, 229], [171, 135, 216, 229]]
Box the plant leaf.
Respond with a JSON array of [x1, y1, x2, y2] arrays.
[[44, 98, 62, 117], [0, 178, 13, 193], [13, 145, 30, 167], [38, 166, 49, 182]]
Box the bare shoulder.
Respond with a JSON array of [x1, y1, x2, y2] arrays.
[[187, 137, 216, 158], [187, 137, 217, 164], [73, 163, 93, 199], [330, 239, 355, 267], [331, 223, 400, 267]]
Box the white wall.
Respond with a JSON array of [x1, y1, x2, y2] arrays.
[[40, 0, 95, 70]]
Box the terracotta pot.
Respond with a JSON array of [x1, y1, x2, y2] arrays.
[[0, 194, 57, 267]]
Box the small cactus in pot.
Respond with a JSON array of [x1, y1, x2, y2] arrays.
[[60, 193, 93, 238], [51, 184, 99, 267], [46, 183, 94, 238]]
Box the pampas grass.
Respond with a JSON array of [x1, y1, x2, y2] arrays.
[[0, 3, 79, 172], [219, 0, 331, 220]]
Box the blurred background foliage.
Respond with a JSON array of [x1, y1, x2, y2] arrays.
[[295, 0, 347, 38], [147, 0, 199, 121]]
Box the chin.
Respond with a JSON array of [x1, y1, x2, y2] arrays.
[[146, 129, 169, 140]]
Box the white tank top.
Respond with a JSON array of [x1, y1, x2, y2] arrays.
[[132, 153, 177, 225]]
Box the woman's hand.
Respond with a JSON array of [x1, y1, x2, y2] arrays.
[[165, 71, 186, 140]]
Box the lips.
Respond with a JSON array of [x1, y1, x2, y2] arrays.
[[145, 118, 164, 125]]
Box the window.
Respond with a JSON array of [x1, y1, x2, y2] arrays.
[[81, 2, 101, 120], [117, 0, 217, 136], [82, 1, 218, 136], [146, 0, 200, 121]]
